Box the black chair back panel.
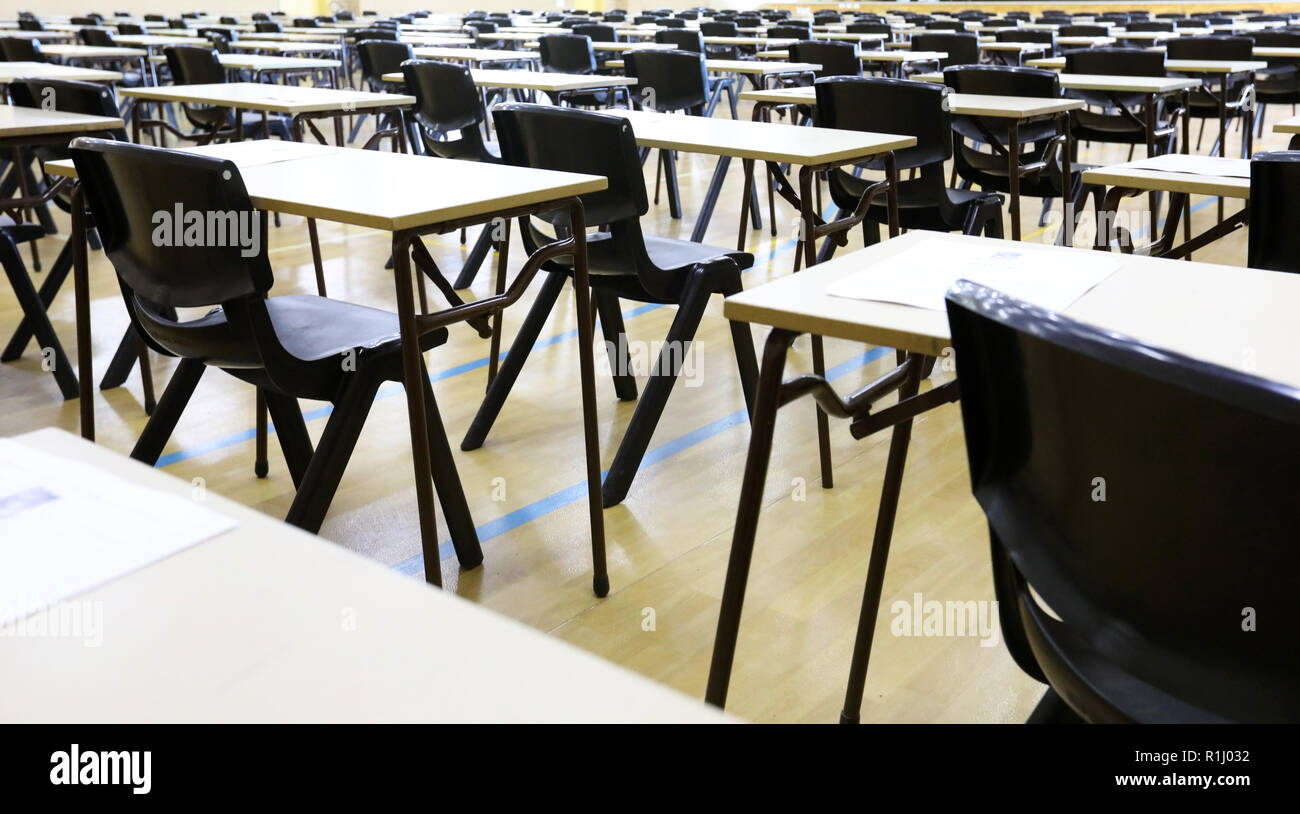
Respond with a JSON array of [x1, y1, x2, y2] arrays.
[[654, 28, 704, 53], [790, 40, 860, 78], [625, 49, 708, 112], [492, 103, 647, 225], [815, 76, 953, 169], [538, 34, 596, 74], [947, 281, 1300, 722], [68, 139, 272, 309], [911, 32, 980, 69], [1248, 151, 1300, 274]]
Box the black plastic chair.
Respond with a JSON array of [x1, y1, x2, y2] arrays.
[[537, 34, 614, 107], [3, 78, 148, 401], [1249, 30, 1300, 138], [1058, 24, 1109, 37], [462, 104, 759, 507], [924, 20, 967, 32], [910, 32, 980, 70], [943, 65, 1102, 244], [790, 40, 861, 79], [68, 138, 481, 565], [400, 58, 502, 289], [254, 21, 282, 33], [347, 39, 414, 144], [625, 48, 710, 219], [946, 279, 1300, 723], [996, 27, 1056, 60], [1064, 48, 1179, 155], [768, 24, 812, 40], [1125, 20, 1175, 32], [163, 46, 291, 143], [814, 77, 1004, 253], [1248, 151, 1300, 273], [17, 18, 45, 31], [653, 28, 736, 117], [0, 37, 44, 61], [1166, 35, 1256, 156], [117, 22, 145, 35]]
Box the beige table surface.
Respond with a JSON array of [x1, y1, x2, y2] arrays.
[[437, 68, 637, 93], [410, 46, 540, 61], [0, 30, 75, 41], [0, 105, 123, 138], [860, 50, 949, 63], [0, 61, 122, 84], [0, 429, 728, 724], [724, 230, 1300, 391], [606, 108, 916, 164], [1082, 155, 1251, 198], [46, 140, 607, 232], [40, 43, 147, 59], [1275, 115, 1300, 134], [120, 82, 413, 116], [915, 71, 1200, 94], [146, 54, 342, 71], [740, 85, 1084, 118], [231, 39, 343, 54]]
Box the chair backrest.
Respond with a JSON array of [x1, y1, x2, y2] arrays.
[[1000, 28, 1055, 49], [9, 78, 126, 164], [357, 40, 414, 87], [1248, 151, 1300, 274], [0, 37, 44, 61], [654, 28, 704, 52], [847, 22, 891, 35], [70, 16, 96, 26], [982, 19, 1019, 28], [924, 20, 966, 31], [254, 21, 282, 33], [167, 19, 188, 30], [625, 49, 708, 113], [401, 59, 491, 161], [117, 22, 144, 34], [352, 27, 398, 42], [1175, 17, 1210, 28], [294, 17, 317, 28], [658, 17, 686, 29], [573, 23, 616, 42], [911, 32, 980, 69], [700, 21, 737, 37], [491, 102, 646, 227], [814, 76, 952, 170], [790, 40, 860, 78], [1059, 24, 1108, 36], [768, 24, 812, 39], [165, 45, 226, 85], [1126, 21, 1175, 32], [1065, 47, 1166, 77], [1166, 35, 1254, 61], [946, 279, 1300, 723], [1251, 30, 1300, 48], [68, 138, 271, 312], [943, 65, 1061, 144], [18, 18, 45, 30], [538, 33, 595, 74]]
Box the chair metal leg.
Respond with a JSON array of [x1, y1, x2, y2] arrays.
[[421, 369, 483, 569], [129, 358, 205, 465], [461, 270, 568, 451], [1, 239, 72, 362], [594, 290, 637, 401], [663, 149, 682, 220], [0, 235, 77, 399], [452, 225, 496, 290], [262, 391, 314, 490], [601, 270, 712, 507], [284, 372, 383, 535], [255, 389, 269, 478]]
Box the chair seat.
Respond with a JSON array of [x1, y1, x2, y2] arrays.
[[0, 216, 44, 244], [160, 294, 448, 385]]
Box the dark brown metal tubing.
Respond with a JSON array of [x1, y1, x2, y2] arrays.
[[72, 184, 93, 440], [567, 200, 609, 598], [848, 378, 961, 440], [487, 218, 511, 387], [839, 356, 926, 724], [391, 229, 442, 588], [799, 165, 834, 489], [705, 327, 799, 709]]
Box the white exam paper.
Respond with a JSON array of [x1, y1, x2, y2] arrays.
[[0, 439, 237, 627], [827, 240, 1121, 312], [1120, 154, 1252, 178]]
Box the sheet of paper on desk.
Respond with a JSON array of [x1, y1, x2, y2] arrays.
[[0, 439, 236, 628], [1121, 154, 1251, 178], [827, 241, 1121, 312]]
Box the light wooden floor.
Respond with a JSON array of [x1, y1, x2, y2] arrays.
[[2, 96, 1288, 722]]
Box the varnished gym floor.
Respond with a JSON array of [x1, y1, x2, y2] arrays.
[[2, 97, 1287, 722]]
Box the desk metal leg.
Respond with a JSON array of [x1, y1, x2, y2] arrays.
[[692, 154, 730, 243], [1060, 113, 1072, 247], [839, 357, 923, 724], [568, 201, 610, 598], [391, 231, 443, 587], [705, 327, 798, 709], [72, 185, 93, 441], [798, 166, 834, 489], [1008, 120, 1021, 241]]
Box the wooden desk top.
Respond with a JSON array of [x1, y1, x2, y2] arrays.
[[702, 36, 799, 47], [1254, 47, 1300, 58], [1111, 31, 1182, 41], [0, 429, 726, 724], [706, 58, 822, 74], [740, 86, 1083, 118], [40, 43, 147, 59], [1275, 115, 1300, 134], [121, 83, 412, 115], [230, 40, 342, 53], [1055, 35, 1116, 46], [1167, 58, 1269, 73], [941, 67, 1199, 94], [465, 68, 637, 92], [410, 46, 540, 61], [860, 50, 950, 62], [0, 30, 75, 41], [724, 230, 1300, 391], [607, 108, 915, 164], [1082, 154, 1251, 198], [113, 34, 201, 47], [590, 41, 676, 51], [0, 61, 122, 84], [0, 105, 123, 138]]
